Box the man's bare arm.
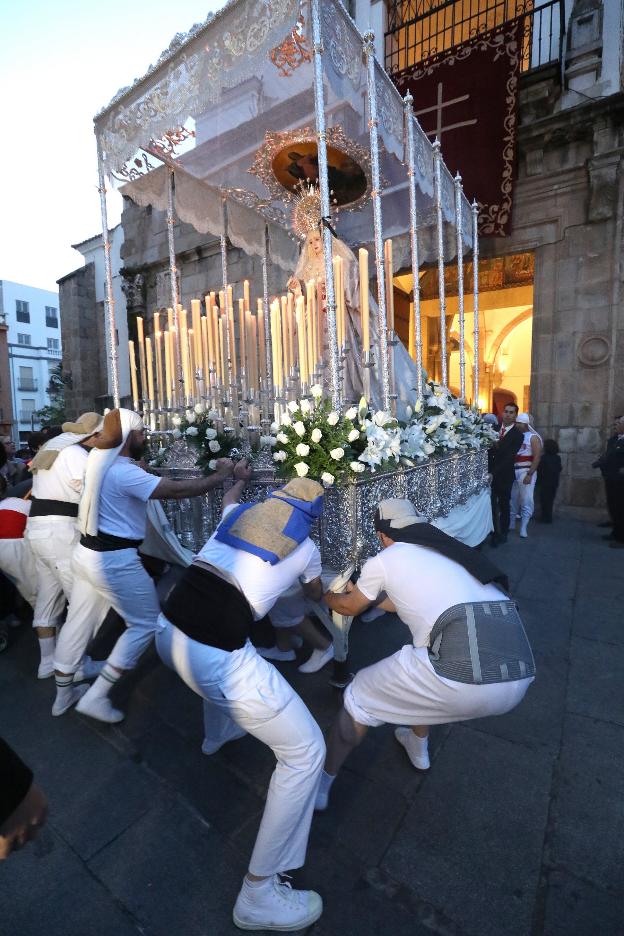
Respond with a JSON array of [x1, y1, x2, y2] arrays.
[[150, 459, 234, 500], [223, 459, 253, 509], [324, 583, 372, 617], [301, 576, 323, 602]]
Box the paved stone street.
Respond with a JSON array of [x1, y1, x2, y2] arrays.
[[1, 517, 622, 936]]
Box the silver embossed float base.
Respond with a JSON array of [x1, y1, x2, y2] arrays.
[[158, 446, 489, 569]]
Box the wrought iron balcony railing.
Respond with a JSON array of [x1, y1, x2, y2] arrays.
[[385, 0, 564, 77]]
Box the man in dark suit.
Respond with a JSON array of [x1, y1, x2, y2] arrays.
[[489, 403, 523, 545], [593, 415, 624, 548]]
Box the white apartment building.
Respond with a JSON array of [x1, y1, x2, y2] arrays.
[[0, 279, 62, 443]]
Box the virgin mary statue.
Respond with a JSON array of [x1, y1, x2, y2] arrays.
[[288, 224, 424, 418]]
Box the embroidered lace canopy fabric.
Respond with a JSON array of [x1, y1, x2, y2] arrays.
[[95, 0, 473, 263]]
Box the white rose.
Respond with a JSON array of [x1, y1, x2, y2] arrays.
[[208, 440, 221, 453], [270, 422, 279, 433], [296, 443, 310, 457], [330, 447, 345, 460], [281, 412, 292, 426], [172, 415, 182, 427], [310, 384, 323, 398], [288, 400, 299, 413], [205, 427, 217, 440], [273, 450, 287, 462], [185, 410, 196, 423], [208, 459, 217, 471], [348, 429, 360, 442], [293, 421, 306, 437], [172, 429, 182, 439], [350, 461, 365, 473], [321, 471, 335, 486], [277, 432, 289, 445], [294, 461, 309, 477], [194, 402, 205, 414], [326, 411, 339, 426], [300, 399, 312, 414], [373, 410, 389, 427], [260, 435, 277, 447], [185, 426, 199, 436], [311, 427, 323, 443], [345, 406, 358, 421]]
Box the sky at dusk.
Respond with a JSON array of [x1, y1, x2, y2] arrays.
[[0, 0, 224, 293]]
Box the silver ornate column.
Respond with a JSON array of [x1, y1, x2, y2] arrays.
[[261, 224, 274, 419], [432, 140, 448, 387], [363, 31, 391, 413], [403, 95, 423, 401], [311, 0, 341, 409], [472, 199, 480, 407], [166, 167, 183, 392], [454, 173, 466, 400], [220, 198, 237, 417], [96, 148, 120, 408]]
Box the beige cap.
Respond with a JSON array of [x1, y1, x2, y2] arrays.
[[375, 498, 426, 530]]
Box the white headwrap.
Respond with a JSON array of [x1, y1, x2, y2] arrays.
[[79, 409, 144, 537], [30, 413, 103, 473]]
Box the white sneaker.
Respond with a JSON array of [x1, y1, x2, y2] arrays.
[[394, 727, 430, 770], [201, 727, 247, 755], [298, 644, 334, 674], [73, 657, 105, 682], [519, 523, 528, 538], [52, 683, 89, 717], [233, 875, 323, 931], [37, 659, 55, 680], [76, 693, 124, 724], [256, 646, 296, 662]]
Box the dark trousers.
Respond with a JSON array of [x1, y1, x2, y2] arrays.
[[539, 482, 558, 522], [605, 479, 624, 542], [492, 475, 514, 536]]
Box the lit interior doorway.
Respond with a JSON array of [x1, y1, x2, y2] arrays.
[[393, 252, 534, 415]]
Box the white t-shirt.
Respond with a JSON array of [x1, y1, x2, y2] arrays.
[[357, 541, 505, 648], [98, 457, 161, 540], [31, 444, 89, 504], [196, 504, 322, 620]]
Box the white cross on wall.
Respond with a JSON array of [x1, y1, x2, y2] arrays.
[[413, 82, 478, 140]]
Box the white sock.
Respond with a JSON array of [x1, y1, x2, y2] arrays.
[[38, 636, 55, 663], [244, 874, 273, 890], [319, 769, 336, 795], [409, 732, 429, 752], [87, 663, 122, 700]]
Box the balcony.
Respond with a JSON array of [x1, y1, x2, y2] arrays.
[[385, 0, 564, 77], [19, 411, 38, 425], [17, 379, 38, 391], [47, 348, 62, 358]]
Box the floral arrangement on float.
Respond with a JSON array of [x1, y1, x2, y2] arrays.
[[269, 380, 498, 485], [150, 381, 497, 480]]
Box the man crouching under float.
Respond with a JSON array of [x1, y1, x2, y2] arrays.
[[317, 498, 535, 810], [155, 463, 326, 933]]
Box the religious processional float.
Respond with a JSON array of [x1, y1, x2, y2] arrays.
[[93, 0, 494, 572]]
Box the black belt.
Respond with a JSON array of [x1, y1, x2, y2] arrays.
[[29, 497, 78, 519], [80, 531, 142, 552]]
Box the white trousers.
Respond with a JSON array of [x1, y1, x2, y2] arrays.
[[24, 517, 78, 629], [54, 544, 160, 674], [345, 644, 534, 727], [0, 538, 38, 609], [510, 468, 537, 525], [155, 621, 325, 877]]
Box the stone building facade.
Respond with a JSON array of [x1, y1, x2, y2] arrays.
[[484, 70, 623, 510]]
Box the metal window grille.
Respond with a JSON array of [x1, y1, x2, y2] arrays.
[[16, 300, 30, 324], [385, 0, 564, 75]]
